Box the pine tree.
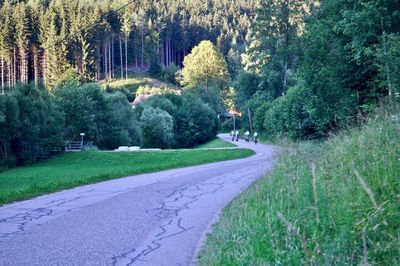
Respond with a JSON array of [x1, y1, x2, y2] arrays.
[[14, 2, 30, 84], [0, 1, 12, 92]]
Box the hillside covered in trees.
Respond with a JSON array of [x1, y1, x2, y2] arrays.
[[1, 0, 400, 167], [0, 0, 258, 89], [234, 0, 400, 139]]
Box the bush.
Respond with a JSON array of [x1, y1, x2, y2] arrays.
[[220, 116, 243, 133], [162, 64, 180, 84], [54, 83, 106, 142], [260, 78, 357, 140], [0, 84, 64, 167], [234, 71, 262, 109], [181, 93, 218, 146], [55, 83, 142, 150], [198, 104, 400, 265], [102, 92, 142, 149], [253, 102, 270, 132], [0, 94, 19, 168], [264, 96, 288, 136], [140, 107, 174, 149]]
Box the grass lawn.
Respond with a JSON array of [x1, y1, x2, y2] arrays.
[[0, 148, 254, 206], [195, 137, 237, 149], [198, 108, 400, 265]]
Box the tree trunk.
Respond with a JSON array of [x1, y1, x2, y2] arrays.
[[42, 52, 46, 86], [13, 47, 16, 87], [8, 61, 11, 87], [108, 39, 112, 81], [141, 30, 144, 68], [157, 31, 160, 65], [381, 18, 392, 97], [160, 38, 164, 66], [24, 51, 28, 84], [282, 62, 288, 96], [111, 35, 115, 79], [33, 46, 38, 86], [104, 43, 108, 80], [125, 36, 128, 79], [134, 38, 138, 69], [119, 36, 123, 79], [166, 37, 169, 66], [1, 55, 4, 93]]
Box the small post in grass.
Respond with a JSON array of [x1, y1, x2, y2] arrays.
[[80, 133, 85, 150]]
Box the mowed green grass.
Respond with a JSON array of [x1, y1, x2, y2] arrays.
[[0, 148, 254, 205], [198, 108, 400, 265], [195, 137, 237, 149]]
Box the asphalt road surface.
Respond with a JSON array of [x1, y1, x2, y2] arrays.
[[0, 134, 278, 266]]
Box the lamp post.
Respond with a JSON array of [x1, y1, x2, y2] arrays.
[[80, 133, 85, 149]]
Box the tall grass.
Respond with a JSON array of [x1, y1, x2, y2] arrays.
[[198, 104, 400, 265]]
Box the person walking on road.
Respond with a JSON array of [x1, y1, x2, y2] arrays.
[[235, 130, 239, 142], [244, 130, 250, 143], [253, 132, 258, 144]]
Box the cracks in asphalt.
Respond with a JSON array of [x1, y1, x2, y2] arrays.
[[111, 170, 255, 266], [0, 188, 131, 242]]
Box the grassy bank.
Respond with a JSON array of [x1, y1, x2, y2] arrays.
[[198, 108, 400, 265], [195, 137, 237, 149], [0, 148, 254, 205]]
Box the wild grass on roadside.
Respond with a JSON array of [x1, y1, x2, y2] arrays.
[[198, 106, 400, 265], [0, 148, 254, 206]]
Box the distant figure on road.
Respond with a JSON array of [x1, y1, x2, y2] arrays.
[[231, 130, 235, 141], [244, 131, 250, 143], [235, 130, 239, 142], [253, 132, 258, 144]]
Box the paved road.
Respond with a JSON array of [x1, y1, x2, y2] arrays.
[[0, 134, 278, 266]]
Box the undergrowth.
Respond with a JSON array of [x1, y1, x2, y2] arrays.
[[198, 103, 400, 265]]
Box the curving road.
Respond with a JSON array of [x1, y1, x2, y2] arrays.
[[0, 134, 278, 266]]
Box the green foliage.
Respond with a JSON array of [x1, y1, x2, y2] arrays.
[[234, 71, 261, 109], [161, 63, 180, 84], [376, 33, 400, 96], [135, 84, 178, 96], [140, 107, 174, 149], [54, 82, 141, 150], [263, 96, 288, 137], [237, 0, 400, 140], [135, 91, 219, 149], [0, 0, 259, 87], [180, 93, 218, 145], [103, 92, 142, 148], [0, 84, 64, 167], [0, 94, 19, 167], [181, 40, 230, 90], [54, 82, 106, 142], [198, 105, 400, 265]]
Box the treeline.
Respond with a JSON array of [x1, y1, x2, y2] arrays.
[[0, 0, 258, 90], [234, 0, 400, 139], [0, 79, 218, 168], [0, 37, 228, 169]]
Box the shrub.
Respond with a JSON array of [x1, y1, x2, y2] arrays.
[[181, 93, 218, 146], [0, 84, 64, 166], [102, 92, 142, 149], [162, 63, 180, 84], [140, 107, 174, 149]]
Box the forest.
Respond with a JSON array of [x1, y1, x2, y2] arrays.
[[233, 0, 400, 139], [1, 0, 400, 168], [0, 0, 258, 88]]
